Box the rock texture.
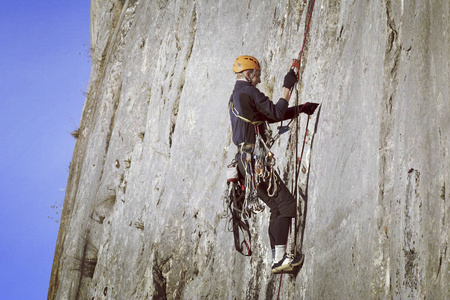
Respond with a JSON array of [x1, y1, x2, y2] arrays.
[[49, 0, 449, 299]]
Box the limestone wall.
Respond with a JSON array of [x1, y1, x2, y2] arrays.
[[49, 1, 449, 299]]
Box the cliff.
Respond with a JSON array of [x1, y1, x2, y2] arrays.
[[49, 0, 449, 299]]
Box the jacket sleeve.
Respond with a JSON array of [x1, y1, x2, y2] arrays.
[[247, 86, 289, 121], [282, 105, 302, 120], [265, 105, 306, 123]]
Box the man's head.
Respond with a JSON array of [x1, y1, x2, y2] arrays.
[[233, 55, 261, 87]]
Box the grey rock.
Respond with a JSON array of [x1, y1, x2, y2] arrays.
[[49, 0, 449, 299]]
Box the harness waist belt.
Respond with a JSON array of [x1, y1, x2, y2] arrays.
[[238, 143, 255, 154]]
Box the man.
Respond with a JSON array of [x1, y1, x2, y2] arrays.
[[228, 55, 318, 274]]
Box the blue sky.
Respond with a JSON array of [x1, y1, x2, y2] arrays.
[[0, 1, 90, 299]]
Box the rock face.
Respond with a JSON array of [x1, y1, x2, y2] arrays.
[[49, 0, 449, 299]]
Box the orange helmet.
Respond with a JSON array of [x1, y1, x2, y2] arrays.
[[232, 55, 261, 73]]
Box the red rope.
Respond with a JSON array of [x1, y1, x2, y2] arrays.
[[277, 271, 284, 299], [277, 0, 316, 297], [293, 0, 315, 231], [288, 0, 316, 100], [298, 0, 316, 67]]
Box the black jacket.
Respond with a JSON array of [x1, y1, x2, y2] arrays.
[[229, 80, 301, 146]]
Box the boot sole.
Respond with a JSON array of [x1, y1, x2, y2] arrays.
[[271, 255, 304, 274], [272, 264, 294, 274]]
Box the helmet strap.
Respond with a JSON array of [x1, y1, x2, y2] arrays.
[[244, 70, 256, 83]]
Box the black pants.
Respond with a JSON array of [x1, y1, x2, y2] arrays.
[[236, 153, 296, 248]]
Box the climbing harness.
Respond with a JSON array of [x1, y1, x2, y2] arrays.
[[229, 96, 280, 210], [223, 117, 280, 256], [229, 101, 264, 126], [237, 122, 278, 217]]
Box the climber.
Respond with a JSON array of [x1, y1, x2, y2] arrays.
[[228, 55, 318, 274]]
